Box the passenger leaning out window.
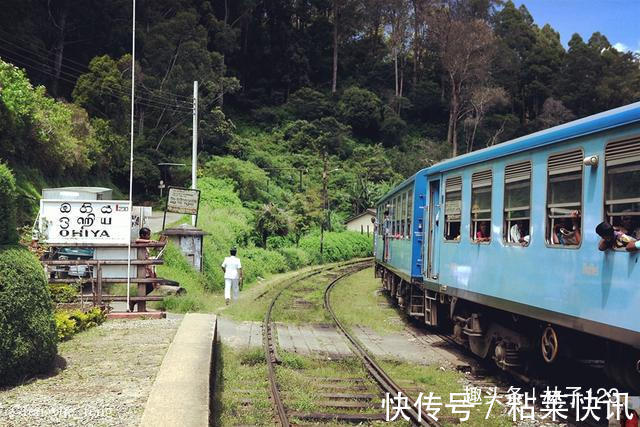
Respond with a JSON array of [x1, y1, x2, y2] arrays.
[[552, 210, 581, 245], [596, 221, 640, 252]]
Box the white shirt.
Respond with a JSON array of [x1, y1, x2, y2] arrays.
[[509, 224, 521, 243], [222, 256, 242, 280]]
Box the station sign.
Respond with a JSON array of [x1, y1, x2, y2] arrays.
[[39, 200, 131, 245], [166, 187, 200, 215]]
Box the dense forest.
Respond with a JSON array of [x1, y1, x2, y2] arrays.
[[1, 0, 639, 234]]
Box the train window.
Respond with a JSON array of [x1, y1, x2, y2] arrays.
[[546, 149, 583, 247], [504, 161, 531, 246], [444, 176, 462, 241], [407, 189, 413, 240], [391, 197, 396, 237], [400, 192, 406, 238], [471, 170, 492, 243], [605, 137, 640, 240], [393, 196, 399, 237]]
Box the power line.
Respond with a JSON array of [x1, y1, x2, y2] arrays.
[[0, 52, 192, 113], [0, 30, 193, 102]]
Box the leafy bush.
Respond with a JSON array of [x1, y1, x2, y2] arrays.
[[251, 105, 290, 128], [298, 231, 373, 264], [380, 114, 407, 147], [54, 307, 105, 341], [0, 246, 57, 385], [49, 284, 78, 303], [0, 163, 17, 244], [277, 247, 310, 270], [286, 87, 332, 121], [240, 247, 288, 284], [204, 156, 270, 202], [338, 86, 382, 138]]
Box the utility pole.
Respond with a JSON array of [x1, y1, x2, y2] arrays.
[[192, 80, 198, 226]]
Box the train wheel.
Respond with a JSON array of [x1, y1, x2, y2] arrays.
[[541, 326, 559, 363]]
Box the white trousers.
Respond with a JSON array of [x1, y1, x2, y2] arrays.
[[224, 278, 239, 301]]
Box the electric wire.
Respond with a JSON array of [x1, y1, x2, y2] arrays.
[[0, 50, 193, 113], [0, 29, 194, 101], [0, 31, 194, 104]]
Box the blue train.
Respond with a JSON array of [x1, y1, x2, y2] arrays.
[[374, 101, 640, 392]]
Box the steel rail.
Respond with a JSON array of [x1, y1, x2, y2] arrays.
[[263, 258, 372, 426], [324, 272, 440, 427]]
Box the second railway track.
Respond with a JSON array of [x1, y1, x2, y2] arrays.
[[262, 259, 439, 426]]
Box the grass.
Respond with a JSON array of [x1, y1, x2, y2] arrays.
[[221, 260, 360, 321], [212, 345, 272, 426], [329, 268, 510, 426], [379, 360, 511, 426], [274, 350, 385, 416], [269, 273, 335, 324], [330, 267, 405, 334]]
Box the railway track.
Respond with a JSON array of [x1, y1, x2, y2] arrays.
[[262, 260, 439, 426]]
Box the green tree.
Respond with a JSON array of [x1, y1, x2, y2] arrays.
[[254, 203, 290, 248], [337, 86, 381, 138]]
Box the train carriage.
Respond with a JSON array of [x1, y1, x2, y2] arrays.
[[375, 101, 640, 392]]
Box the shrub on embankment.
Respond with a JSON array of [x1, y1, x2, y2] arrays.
[[298, 231, 373, 264], [0, 163, 17, 244], [157, 176, 373, 312], [0, 246, 58, 386]]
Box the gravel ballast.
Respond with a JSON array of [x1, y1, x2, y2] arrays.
[[0, 317, 181, 426]]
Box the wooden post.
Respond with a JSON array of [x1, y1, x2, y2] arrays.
[[96, 262, 103, 306], [360, 225, 363, 234], [136, 247, 147, 312]]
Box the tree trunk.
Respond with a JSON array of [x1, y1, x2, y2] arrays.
[[447, 81, 460, 157], [331, 1, 339, 94], [394, 49, 399, 98], [412, 0, 419, 88]]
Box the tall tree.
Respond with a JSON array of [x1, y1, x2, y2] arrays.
[[427, 9, 495, 156], [384, 0, 412, 110]]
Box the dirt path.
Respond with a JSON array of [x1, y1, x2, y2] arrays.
[[0, 316, 182, 427]]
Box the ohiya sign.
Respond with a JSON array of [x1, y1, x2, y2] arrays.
[[39, 200, 132, 245]]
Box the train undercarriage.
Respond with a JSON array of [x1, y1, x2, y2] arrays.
[[375, 263, 640, 394]]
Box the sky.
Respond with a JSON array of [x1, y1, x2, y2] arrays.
[[512, 0, 640, 53]]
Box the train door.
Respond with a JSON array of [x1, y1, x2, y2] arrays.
[[427, 179, 440, 280]]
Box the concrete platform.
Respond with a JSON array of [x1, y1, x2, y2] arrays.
[[140, 313, 216, 427]]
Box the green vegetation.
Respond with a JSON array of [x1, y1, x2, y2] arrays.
[[0, 246, 57, 386], [154, 175, 372, 313], [212, 345, 273, 426], [54, 307, 106, 341], [48, 284, 78, 304], [0, 163, 17, 244], [330, 267, 405, 334], [379, 360, 511, 426]]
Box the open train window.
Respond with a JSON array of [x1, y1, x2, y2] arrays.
[[444, 176, 462, 241], [605, 137, 640, 242], [400, 192, 406, 238], [392, 196, 397, 237], [504, 161, 531, 246], [546, 149, 583, 247], [471, 170, 492, 243]]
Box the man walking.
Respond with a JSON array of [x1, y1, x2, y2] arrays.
[[221, 247, 243, 305]]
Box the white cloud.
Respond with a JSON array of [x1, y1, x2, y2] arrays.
[[613, 42, 629, 52]]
